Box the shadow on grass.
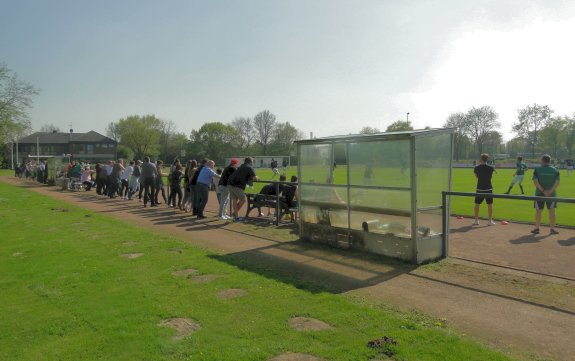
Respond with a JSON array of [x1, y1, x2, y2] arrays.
[[209, 239, 414, 294]]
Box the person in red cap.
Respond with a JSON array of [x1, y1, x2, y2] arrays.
[[217, 158, 239, 220]]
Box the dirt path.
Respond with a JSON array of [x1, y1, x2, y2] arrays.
[[3, 177, 574, 361]]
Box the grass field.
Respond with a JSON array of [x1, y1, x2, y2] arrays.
[[0, 180, 514, 361], [251, 166, 575, 226]]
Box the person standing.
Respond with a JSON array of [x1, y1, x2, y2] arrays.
[[531, 154, 561, 235], [120, 161, 134, 199], [128, 160, 141, 200], [195, 160, 217, 219], [472, 153, 496, 226], [189, 159, 208, 215], [217, 159, 238, 220], [228, 157, 260, 222], [504, 156, 527, 194], [141, 157, 158, 207], [168, 163, 184, 209], [154, 160, 168, 205]]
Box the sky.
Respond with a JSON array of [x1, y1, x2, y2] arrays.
[[1, 0, 575, 140]]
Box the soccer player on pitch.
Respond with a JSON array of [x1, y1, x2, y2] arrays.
[[504, 156, 528, 194], [473, 153, 496, 226], [531, 154, 560, 235]]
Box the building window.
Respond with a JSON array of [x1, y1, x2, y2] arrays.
[[87, 144, 94, 154]]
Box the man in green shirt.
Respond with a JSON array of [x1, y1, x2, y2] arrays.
[[531, 154, 560, 235], [504, 156, 528, 194]]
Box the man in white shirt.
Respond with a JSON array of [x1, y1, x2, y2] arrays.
[[120, 161, 134, 199]]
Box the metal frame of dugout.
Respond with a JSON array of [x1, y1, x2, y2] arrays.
[[295, 128, 454, 264]]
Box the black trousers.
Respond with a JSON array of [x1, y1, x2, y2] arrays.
[[120, 179, 129, 197], [143, 177, 156, 206], [169, 183, 182, 208], [196, 184, 210, 217]]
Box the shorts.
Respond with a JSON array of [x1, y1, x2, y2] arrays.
[[475, 190, 493, 205], [511, 175, 524, 184], [535, 200, 557, 210], [229, 186, 246, 202], [272, 168, 279, 175]]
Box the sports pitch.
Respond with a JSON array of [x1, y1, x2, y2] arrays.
[[252, 166, 575, 227]]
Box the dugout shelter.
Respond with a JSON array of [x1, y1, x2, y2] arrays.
[[295, 128, 454, 264]]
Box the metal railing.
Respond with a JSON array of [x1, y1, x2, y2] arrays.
[[441, 191, 575, 256]]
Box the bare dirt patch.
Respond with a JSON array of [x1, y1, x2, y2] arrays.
[[268, 353, 326, 361], [217, 288, 246, 299], [158, 317, 201, 340], [51, 207, 68, 212], [191, 274, 219, 283], [121, 253, 144, 259], [171, 268, 198, 277], [288, 317, 332, 331], [12, 252, 23, 257]]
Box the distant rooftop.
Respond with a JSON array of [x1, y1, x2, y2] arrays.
[[18, 131, 116, 144]]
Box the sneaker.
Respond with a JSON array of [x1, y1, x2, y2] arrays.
[[218, 216, 229, 221], [550, 229, 559, 235], [503, 192, 509, 195], [233, 217, 244, 223], [471, 220, 479, 226], [223, 215, 231, 220], [487, 220, 496, 226], [530, 228, 540, 234]]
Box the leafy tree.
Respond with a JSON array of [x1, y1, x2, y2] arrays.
[[107, 114, 163, 159], [465, 106, 500, 154], [444, 112, 470, 161], [539, 117, 567, 158], [506, 137, 528, 157], [271, 121, 302, 155], [482, 130, 504, 155], [565, 116, 575, 158], [513, 103, 553, 157], [231, 117, 254, 150], [0, 63, 38, 146], [359, 126, 380, 134], [386, 120, 413, 132], [253, 110, 277, 155], [39, 124, 61, 133], [190, 122, 239, 163]]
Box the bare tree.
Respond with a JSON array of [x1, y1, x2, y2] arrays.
[[513, 103, 553, 157], [39, 124, 61, 133], [386, 120, 413, 132], [465, 106, 500, 154], [253, 110, 277, 155], [231, 117, 254, 150], [444, 112, 470, 161]]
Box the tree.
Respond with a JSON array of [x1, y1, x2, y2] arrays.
[[386, 120, 413, 132], [482, 130, 504, 155], [157, 119, 178, 161], [190, 122, 239, 163], [506, 137, 528, 157], [271, 122, 303, 155], [231, 117, 255, 150], [539, 117, 567, 158], [513, 103, 553, 158], [359, 126, 380, 134], [39, 124, 61, 133], [465, 106, 500, 154], [565, 116, 575, 158], [0, 63, 38, 146], [107, 114, 163, 159], [444, 112, 470, 161], [253, 110, 277, 155]]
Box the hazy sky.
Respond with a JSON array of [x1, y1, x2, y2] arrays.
[[2, 0, 575, 140]]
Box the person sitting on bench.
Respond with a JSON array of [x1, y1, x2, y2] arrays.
[[280, 175, 299, 221], [256, 174, 286, 217]]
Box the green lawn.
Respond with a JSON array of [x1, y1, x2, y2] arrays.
[[0, 181, 513, 361], [252, 166, 575, 226]]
